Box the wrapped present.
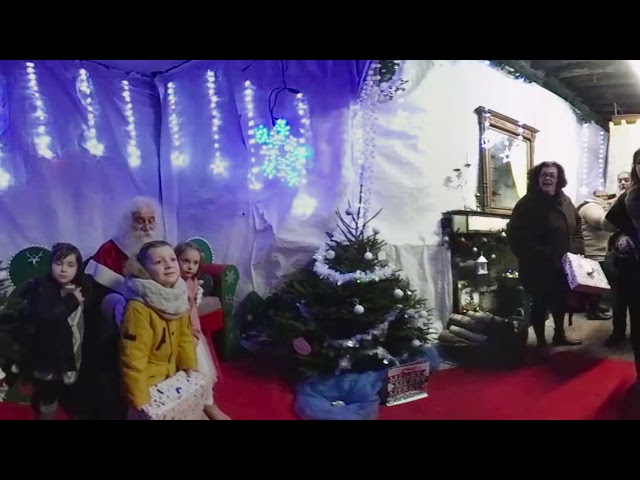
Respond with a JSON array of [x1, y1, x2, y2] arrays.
[[380, 360, 430, 407], [130, 371, 208, 420], [562, 252, 611, 295]]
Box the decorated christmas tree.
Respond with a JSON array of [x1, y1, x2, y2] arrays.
[[267, 203, 437, 378]]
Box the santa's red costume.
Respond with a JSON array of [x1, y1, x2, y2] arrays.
[[86, 196, 202, 325], [86, 239, 128, 293]]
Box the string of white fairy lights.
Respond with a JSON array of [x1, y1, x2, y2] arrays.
[[308, 61, 436, 373]]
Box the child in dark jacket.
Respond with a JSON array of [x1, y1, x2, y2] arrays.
[[20, 243, 92, 420]]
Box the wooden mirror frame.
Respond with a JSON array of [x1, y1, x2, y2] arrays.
[[475, 106, 538, 215]]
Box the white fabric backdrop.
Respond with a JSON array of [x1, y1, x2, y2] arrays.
[[367, 60, 607, 328]]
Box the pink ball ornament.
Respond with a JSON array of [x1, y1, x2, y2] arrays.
[[293, 337, 312, 356]]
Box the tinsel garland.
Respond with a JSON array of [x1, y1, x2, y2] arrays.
[[313, 241, 397, 285], [486, 60, 602, 127]]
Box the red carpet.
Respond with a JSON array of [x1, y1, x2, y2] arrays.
[[1, 350, 638, 420], [214, 350, 640, 420]]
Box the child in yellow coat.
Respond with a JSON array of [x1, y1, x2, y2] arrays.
[[120, 240, 197, 416]]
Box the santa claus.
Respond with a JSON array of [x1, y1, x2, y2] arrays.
[[84, 196, 163, 323], [86, 196, 203, 326]]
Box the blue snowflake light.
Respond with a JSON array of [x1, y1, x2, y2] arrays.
[[254, 118, 310, 187]]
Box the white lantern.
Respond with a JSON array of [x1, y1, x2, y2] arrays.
[[476, 253, 488, 275]]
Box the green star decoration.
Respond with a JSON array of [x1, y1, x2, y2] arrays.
[[224, 268, 237, 286]]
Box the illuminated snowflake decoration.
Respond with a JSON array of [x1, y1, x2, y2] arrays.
[[254, 118, 310, 187]]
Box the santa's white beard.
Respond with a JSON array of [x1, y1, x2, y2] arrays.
[[115, 229, 161, 258]]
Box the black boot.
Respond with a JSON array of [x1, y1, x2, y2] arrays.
[[552, 334, 583, 346], [586, 308, 612, 320], [532, 323, 547, 347], [551, 311, 582, 346], [37, 402, 58, 420], [604, 331, 626, 348], [551, 323, 582, 346], [586, 298, 612, 320]]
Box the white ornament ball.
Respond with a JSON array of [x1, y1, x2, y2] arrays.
[[411, 339, 422, 347], [346, 207, 353, 216], [393, 289, 404, 299], [364, 252, 374, 260], [373, 227, 381, 234], [419, 311, 429, 318], [325, 250, 336, 259], [353, 304, 365, 315]]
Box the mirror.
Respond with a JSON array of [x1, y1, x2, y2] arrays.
[[475, 106, 537, 214]]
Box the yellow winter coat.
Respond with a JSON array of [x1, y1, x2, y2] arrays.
[[120, 299, 198, 409]]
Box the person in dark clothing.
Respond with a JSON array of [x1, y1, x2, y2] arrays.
[[506, 161, 585, 348], [603, 171, 632, 347], [19, 243, 93, 420], [604, 149, 640, 387]]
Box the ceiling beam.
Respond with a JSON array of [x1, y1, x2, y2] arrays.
[[557, 71, 630, 84], [586, 103, 640, 113], [589, 105, 640, 116], [566, 81, 636, 90], [530, 60, 584, 70], [576, 86, 640, 100]]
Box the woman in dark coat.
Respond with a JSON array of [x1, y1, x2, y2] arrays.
[[506, 161, 585, 347], [604, 148, 640, 388]]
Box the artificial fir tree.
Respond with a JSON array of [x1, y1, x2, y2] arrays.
[[267, 204, 436, 378], [0, 261, 12, 381]]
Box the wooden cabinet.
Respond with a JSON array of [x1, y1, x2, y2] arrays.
[[441, 210, 522, 317]]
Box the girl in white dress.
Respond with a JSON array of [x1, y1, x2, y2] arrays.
[[175, 242, 230, 420]]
